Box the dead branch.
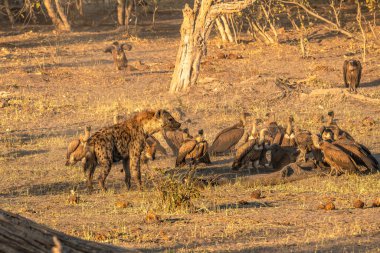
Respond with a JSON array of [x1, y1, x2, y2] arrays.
[[279, 0, 356, 39]]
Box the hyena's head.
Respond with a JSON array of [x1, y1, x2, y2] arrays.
[[141, 110, 181, 134]]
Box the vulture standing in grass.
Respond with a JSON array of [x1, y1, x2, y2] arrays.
[[343, 59, 362, 93], [65, 126, 91, 166], [176, 130, 211, 167], [210, 113, 249, 155], [231, 129, 268, 172], [163, 128, 192, 156], [320, 111, 354, 141], [311, 134, 366, 175], [322, 129, 379, 173], [104, 41, 132, 70], [280, 116, 296, 147]]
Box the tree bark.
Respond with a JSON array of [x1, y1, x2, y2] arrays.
[[55, 0, 71, 31], [3, 0, 15, 25], [220, 15, 234, 42], [170, 0, 256, 93], [76, 0, 84, 16], [215, 17, 228, 42], [43, 0, 71, 31], [117, 0, 126, 25], [0, 209, 139, 253]]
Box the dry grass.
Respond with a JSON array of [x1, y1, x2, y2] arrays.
[[1, 7, 380, 252]]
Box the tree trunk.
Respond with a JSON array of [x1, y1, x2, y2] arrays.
[[76, 0, 84, 16], [0, 209, 139, 253], [169, 1, 214, 93], [125, 0, 134, 31], [55, 0, 71, 31], [215, 17, 228, 42], [220, 15, 234, 42], [170, 0, 257, 92], [3, 0, 15, 25], [43, 0, 71, 31], [117, 0, 126, 25]]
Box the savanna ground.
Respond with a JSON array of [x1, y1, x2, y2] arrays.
[[1, 1, 380, 252]]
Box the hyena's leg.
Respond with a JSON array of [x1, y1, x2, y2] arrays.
[[82, 157, 96, 192], [98, 161, 112, 191], [122, 159, 131, 190], [129, 148, 142, 191]]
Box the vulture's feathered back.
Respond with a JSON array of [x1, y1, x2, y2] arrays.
[[210, 121, 245, 154]]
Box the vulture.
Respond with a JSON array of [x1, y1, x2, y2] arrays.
[[144, 135, 168, 160], [210, 113, 249, 155], [65, 126, 91, 166], [343, 59, 362, 93], [280, 116, 296, 147], [163, 128, 192, 156], [104, 41, 132, 70], [293, 126, 313, 162], [242, 118, 261, 143], [175, 130, 211, 167], [320, 111, 354, 141], [322, 129, 379, 173], [231, 128, 268, 172], [311, 134, 366, 175]]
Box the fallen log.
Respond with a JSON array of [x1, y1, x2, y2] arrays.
[[0, 209, 139, 253]]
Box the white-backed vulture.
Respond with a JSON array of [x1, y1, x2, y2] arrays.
[[145, 135, 167, 160], [343, 59, 362, 93], [231, 129, 267, 171], [320, 111, 354, 141], [280, 116, 296, 147], [209, 114, 248, 155], [333, 138, 379, 173], [163, 128, 192, 156], [104, 41, 132, 70], [65, 126, 91, 166], [175, 130, 211, 167], [311, 134, 365, 175]]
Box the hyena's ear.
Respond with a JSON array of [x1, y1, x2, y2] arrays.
[[121, 43, 132, 51]]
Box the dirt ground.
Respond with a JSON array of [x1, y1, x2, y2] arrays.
[[1, 2, 380, 252]]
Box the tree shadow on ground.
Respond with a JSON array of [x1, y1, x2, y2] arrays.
[[0, 149, 48, 159], [361, 79, 380, 88]]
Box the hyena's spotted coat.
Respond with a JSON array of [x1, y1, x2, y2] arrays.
[[84, 110, 180, 191]]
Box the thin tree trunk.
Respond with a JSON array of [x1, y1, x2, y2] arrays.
[[54, 0, 71, 31], [215, 17, 228, 42], [117, 0, 126, 25], [44, 0, 65, 30], [220, 15, 234, 42], [125, 0, 134, 30], [3, 0, 15, 25], [76, 0, 84, 16]]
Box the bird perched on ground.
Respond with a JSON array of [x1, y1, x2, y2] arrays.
[[175, 129, 211, 167], [65, 126, 91, 166], [104, 41, 132, 70], [320, 111, 354, 141], [163, 128, 192, 156], [322, 129, 379, 173], [343, 59, 362, 93], [311, 134, 366, 175], [231, 128, 268, 172], [209, 113, 249, 155], [281, 116, 296, 147]]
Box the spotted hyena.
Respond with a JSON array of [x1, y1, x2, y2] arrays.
[[84, 110, 181, 191]]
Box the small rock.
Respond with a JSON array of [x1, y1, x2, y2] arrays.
[[362, 117, 375, 126], [324, 202, 335, 211], [145, 210, 161, 223], [353, 199, 365, 209]]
